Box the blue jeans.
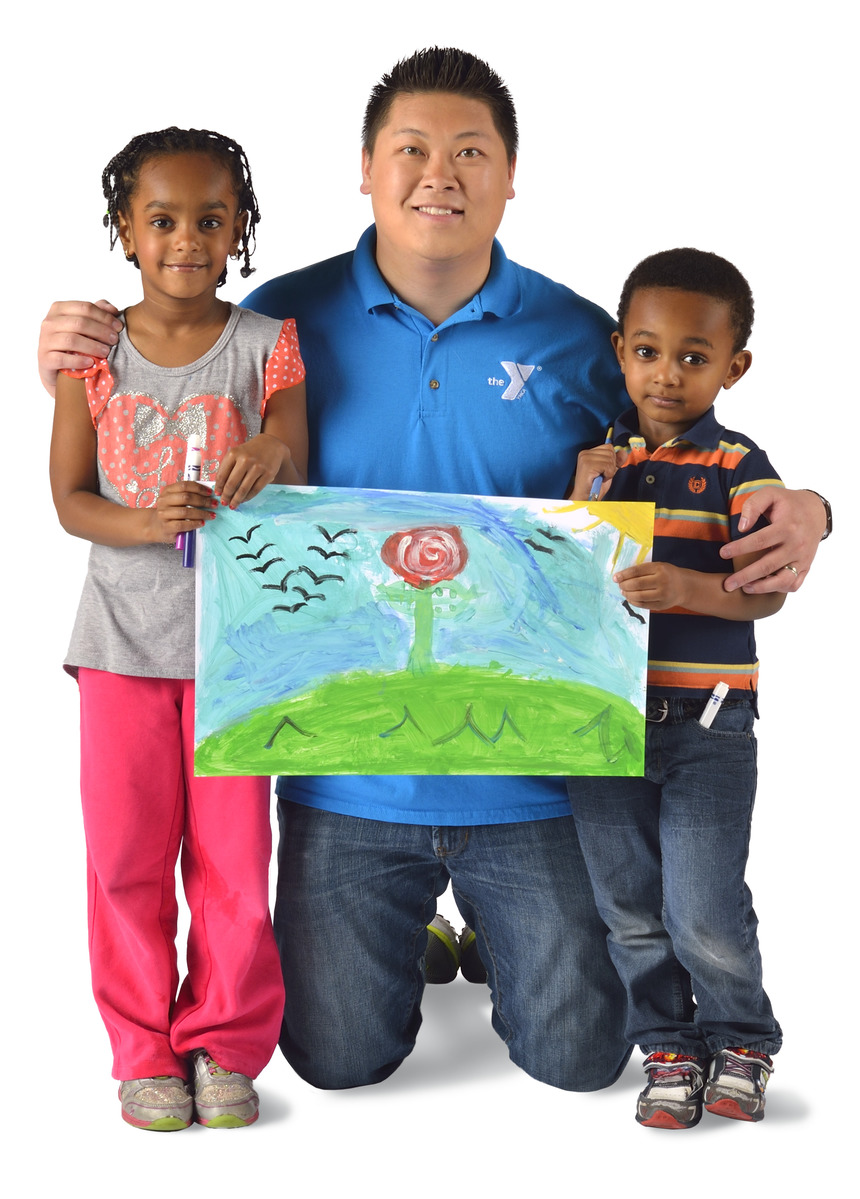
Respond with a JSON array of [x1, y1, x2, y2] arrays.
[[567, 698, 781, 1058], [274, 800, 630, 1091]]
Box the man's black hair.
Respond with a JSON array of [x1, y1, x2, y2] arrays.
[[362, 47, 518, 163], [102, 127, 261, 288], [617, 248, 754, 352]]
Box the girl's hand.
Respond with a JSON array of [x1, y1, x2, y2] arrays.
[[568, 445, 620, 501], [155, 480, 218, 541], [214, 433, 292, 509], [613, 561, 691, 611]]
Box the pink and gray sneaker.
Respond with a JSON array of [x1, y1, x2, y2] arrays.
[[192, 1051, 259, 1128], [119, 1076, 192, 1131]]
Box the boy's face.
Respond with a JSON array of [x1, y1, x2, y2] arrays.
[[360, 91, 516, 273], [612, 288, 752, 446]]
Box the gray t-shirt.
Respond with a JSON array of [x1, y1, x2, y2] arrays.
[[64, 304, 304, 679]]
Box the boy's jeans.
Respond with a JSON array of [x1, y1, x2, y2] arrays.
[[567, 697, 782, 1059]]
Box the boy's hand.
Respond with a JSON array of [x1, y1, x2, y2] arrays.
[[155, 480, 217, 542], [568, 445, 620, 501], [39, 299, 123, 395], [613, 561, 693, 611], [214, 433, 292, 509]]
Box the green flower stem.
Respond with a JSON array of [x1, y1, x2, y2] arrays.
[[407, 585, 436, 675]]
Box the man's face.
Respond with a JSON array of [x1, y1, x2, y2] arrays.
[[360, 91, 516, 272]]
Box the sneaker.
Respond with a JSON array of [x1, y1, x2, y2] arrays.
[[192, 1050, 259, 1128], [458, 926, 487, 984], [424, 914, 460, 984], [704, 1047, 773, 1122], [119, 1076, 192, 1131], [636, 1052, 705, 1129]]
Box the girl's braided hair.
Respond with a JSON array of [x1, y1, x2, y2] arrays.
[[102, 127, 261, 288]]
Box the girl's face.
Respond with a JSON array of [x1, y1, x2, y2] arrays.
[[117, 153, 246, 302]]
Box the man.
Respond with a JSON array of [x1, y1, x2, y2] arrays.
[[38, 48, 829, 1093]]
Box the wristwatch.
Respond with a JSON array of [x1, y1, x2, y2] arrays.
[[805, 490, 833, 540]]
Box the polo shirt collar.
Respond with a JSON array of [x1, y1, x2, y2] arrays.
[[613, 405, 725, 451], [352, 226, 397, 312], [351, 225, 521, 325], [479, 241, 521, 318]]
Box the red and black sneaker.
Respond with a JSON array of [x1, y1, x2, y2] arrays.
[[705, 1047, 773, 1122], [636, 1052, 706, 1130]]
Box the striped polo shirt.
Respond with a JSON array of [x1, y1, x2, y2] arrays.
[[605, 406, 783, 698]]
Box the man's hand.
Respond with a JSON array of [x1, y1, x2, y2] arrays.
[[721, 487, 827, 594], [39, 300, 123, 395]]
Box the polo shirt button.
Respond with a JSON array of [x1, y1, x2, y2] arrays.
[[431, 333, 439, 341], [429, 379, 440, 390], [645, 474, 656, 484]]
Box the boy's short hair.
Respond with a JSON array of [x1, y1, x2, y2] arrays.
[[362, 47, 518, 164], [617, 248, 754, 353]]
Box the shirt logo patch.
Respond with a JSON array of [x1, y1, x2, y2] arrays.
[[688, 475, 707, 494], [494, 361, 536, 401]]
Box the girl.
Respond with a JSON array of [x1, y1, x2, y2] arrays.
[[50, 127, 308, 1131]]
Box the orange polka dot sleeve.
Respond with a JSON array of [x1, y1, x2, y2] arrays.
[[262, 319, 305, 414]]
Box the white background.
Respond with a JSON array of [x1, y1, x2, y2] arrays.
[[4, 1, 854, 1191]]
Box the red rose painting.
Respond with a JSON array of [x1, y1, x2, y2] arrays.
[[381, 526, 469, 673], [380, 526, 469, 588]]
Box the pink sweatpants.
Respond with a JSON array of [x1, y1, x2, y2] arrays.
[[78, 668, 284, 1081]]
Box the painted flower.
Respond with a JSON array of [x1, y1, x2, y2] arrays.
[[381, 526, 468, 589]]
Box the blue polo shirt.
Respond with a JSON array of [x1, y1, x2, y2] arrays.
[[243, 226, 626, 824], [606, 406, 783, 699]]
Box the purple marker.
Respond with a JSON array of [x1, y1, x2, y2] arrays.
[[183, 525, 197, 568], [176, 439, 203, 561]]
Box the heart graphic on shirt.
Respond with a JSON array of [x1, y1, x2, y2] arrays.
[[97, 392, 249, 508]]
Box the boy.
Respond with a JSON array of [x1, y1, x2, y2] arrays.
[[569, 248, 784, 1129]]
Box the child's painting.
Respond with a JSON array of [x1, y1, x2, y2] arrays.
[[194, 486, 654, 776]]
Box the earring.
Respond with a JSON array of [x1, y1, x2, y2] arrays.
[[125, 250, 135, 261]]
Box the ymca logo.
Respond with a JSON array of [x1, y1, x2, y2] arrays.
[[488, 361, 538, 401]]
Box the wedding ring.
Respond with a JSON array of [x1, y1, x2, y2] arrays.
[[783, 564, 799, 577]]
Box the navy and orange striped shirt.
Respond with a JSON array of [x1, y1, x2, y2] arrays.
[[605, 406, 783, 699]]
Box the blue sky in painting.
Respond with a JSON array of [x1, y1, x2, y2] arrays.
[[195, 486, 651, 743]]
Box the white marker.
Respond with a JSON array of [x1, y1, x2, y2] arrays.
[[175, 439, 203, 554], [699, 681, 730, 728]]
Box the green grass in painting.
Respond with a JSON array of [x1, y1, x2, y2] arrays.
[[195, 665, 644, 776]]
